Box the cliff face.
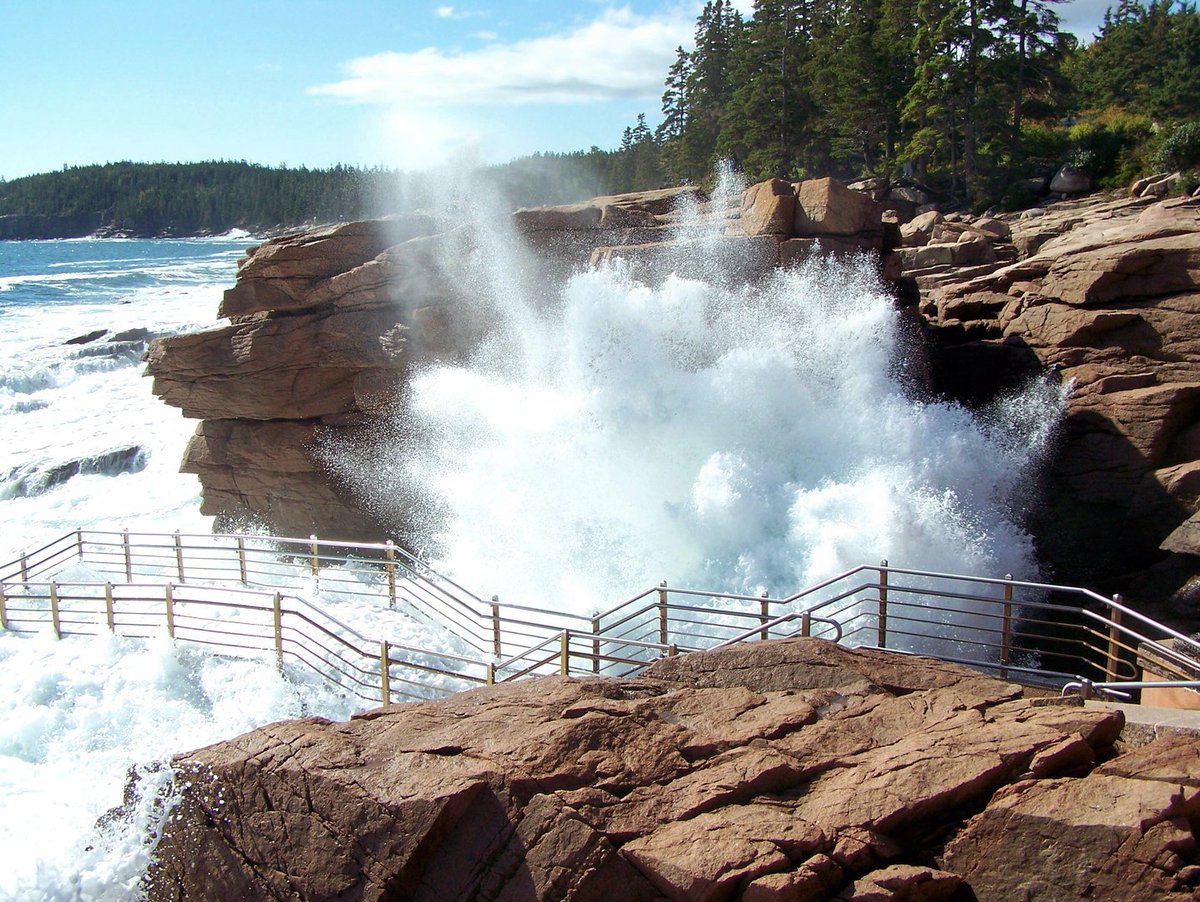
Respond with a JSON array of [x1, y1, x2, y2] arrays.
[[145, 181, 1200, 616], [142, 638, 1200, 901], [912, 194, 1200, 613]]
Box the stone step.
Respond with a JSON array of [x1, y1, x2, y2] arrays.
[[1086, 700, 1200, 746]]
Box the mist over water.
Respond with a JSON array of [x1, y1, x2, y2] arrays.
[[325, 171, 1064, 615]]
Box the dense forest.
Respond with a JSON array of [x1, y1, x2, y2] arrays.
[[610, 0, 1200, 207], [3, 0, 1198, 238], [0, 155, 624, 238]]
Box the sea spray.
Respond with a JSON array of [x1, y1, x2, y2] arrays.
[[321, 174, 1065, 630], [0, 631, 356, 900]]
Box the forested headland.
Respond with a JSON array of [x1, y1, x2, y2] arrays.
[[0, 156, 622, 239], [2, 0, 1198, 239]]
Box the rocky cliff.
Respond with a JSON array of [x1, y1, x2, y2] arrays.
[[144, 180, 1200, 621], [908, 193, 1200, 618], [142, 637, 1200, 901]]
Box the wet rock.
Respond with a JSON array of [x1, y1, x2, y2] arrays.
[[916, 194, 1200, 604], [65, 329, 108, 345]]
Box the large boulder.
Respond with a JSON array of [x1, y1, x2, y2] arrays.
[[794, 177, 885, 243], [139, 637, 1200, 902], [737, 178, 796, 236]]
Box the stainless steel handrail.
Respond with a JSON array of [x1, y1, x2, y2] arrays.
[[4, 530, 1198, 703]]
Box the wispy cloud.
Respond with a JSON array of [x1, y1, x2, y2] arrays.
[[311, 6, 693, 107]]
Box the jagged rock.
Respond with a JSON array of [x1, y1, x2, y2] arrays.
[[145, 306, 410, 420], [915, 194, 1200, 602], [65, 329, 109, 345], [180, 419, 387, 538], [941, 733, 1200, 900], [140, 637, 1196, 902], [220, 217, 435, 318], [839, 864, 961, 901], [738, 178, 797, 236], [794, 178, 884, 244]]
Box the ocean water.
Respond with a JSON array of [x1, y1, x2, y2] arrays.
[[0, 201, 1064, 897], [0, 238, 242, 559], [0, 237, 358, 899]]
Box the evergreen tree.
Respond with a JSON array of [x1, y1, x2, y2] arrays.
[[717, 0, 815, 180], [657, 46, 693, 183], [680, 0, 744, 180]]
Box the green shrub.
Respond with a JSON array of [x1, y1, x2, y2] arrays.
[[1154, 120, 1200, 171], [1065, 112, 1156, 188]]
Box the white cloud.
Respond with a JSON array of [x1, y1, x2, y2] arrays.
[[311, 6, 693, 107], [435, 5, 456, 16]]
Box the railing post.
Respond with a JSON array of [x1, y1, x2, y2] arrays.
[[309, 535, 320, 577], [801, 611, 812, 637], [19, 551, 29, 584], [165, 584, 175, 639], [272, 592, 284, 671], [76, 528, 84, 561], [486, 662, 495, 686], [237, 537, 247, 585], [759, 590, 770, 641], [385, 540, 397, 609], [1000, 574, 1013, 679], [122, 529, 132, 582], [668, 643, 678, 657], [1105, 598, 1124, 684], [559, 631, 570, 676], [658, 581, 669, 646], [877, 560, 889, 648], [380, 640, 391, 704], [491, 596, 502, 657], [50, 581, 60, 639], [591, 615, 600, 674], [0, 582, 8, 631], [174, 530, 185, 582], [104, 582, 115, 632]]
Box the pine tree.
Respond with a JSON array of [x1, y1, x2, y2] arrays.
[[679, 0, 744, 180]]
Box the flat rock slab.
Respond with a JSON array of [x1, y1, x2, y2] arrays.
[[134, 637, 1200, 902]]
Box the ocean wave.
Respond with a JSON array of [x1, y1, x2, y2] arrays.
[[0, 446, 148, 499], [0, 367, 58, 395]]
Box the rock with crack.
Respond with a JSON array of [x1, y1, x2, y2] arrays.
[[136, 637, 1198, 902]]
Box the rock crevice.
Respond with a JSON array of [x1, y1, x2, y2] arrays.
[[142, 638, 1200, 901]]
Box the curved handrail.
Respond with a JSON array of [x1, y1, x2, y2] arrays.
[[4, 529, 1197, 702]]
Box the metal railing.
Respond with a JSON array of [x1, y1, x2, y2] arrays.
[[4, 531, 1200, 704], [0, 578, 489, 705]]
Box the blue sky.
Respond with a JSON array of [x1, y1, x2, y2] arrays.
[[1, 0, 1112, 181]]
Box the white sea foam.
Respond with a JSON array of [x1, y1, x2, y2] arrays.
[[323, 172, 1062, 634], [0, 631, 357, 900]]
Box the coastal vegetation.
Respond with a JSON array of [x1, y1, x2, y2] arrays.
[[613, 0, 1200, 206], [2, 0, 1198, 237]]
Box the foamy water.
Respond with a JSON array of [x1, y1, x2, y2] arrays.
[[0, 239, 241, 560]]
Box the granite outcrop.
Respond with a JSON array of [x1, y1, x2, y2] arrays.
[[144, 180, 898, 541], [908, 193, 1200, 616], [142, 638, 1200, 901]]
